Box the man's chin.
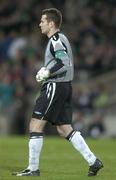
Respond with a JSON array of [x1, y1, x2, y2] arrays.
[[41, 31, 45, 34]]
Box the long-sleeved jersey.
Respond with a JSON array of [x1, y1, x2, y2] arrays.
[[44, 31, 74, 82]]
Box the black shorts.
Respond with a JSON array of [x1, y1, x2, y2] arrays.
[[32, 81, 72, 125]]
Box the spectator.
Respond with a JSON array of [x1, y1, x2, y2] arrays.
[[87, 111, 106, 138]]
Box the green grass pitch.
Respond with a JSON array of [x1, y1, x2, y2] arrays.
[[0, 136, 116, 180]]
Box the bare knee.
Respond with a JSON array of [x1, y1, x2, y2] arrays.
[[57, 126, 64, 137], [57, 124, 73, 138], [29, 118, 47, 132]]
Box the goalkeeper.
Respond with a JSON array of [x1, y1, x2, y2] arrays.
[[13, 8, 103, 176]]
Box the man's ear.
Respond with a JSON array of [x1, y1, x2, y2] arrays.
[[49, 21, 55, 28]]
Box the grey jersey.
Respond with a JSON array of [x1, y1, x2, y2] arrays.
[[44, 32, 74, 82]]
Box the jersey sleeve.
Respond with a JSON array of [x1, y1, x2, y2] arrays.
[[49, 34, 69, 76]]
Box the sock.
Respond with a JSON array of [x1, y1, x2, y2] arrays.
[[27, 132, 43, 171], [67, 131, 96, 166]]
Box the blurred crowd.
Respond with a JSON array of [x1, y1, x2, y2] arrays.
[[0, 0, 116, 135]]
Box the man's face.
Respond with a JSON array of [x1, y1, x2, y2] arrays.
[[39, 15, 51, 35]]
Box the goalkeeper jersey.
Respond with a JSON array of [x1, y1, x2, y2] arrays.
[[44, 31, 74, 83]]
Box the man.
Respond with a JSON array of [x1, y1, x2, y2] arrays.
[[13, 8, 103, 176]]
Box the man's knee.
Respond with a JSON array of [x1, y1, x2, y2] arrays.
[[57, 124, 73, 138], [57, 126, 64, 137], [29, 118, 47, 132]]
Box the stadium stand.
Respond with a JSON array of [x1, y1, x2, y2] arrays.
[[0, 0, 116, 135]]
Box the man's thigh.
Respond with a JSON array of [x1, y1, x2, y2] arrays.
[[32, 81, 72, 125]]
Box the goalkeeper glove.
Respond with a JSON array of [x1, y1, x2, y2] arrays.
[[36, 67, 50, 82]]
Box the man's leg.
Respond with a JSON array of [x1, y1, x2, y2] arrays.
[[13, 118, 47, 176], [57, 124, 103, 176]]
